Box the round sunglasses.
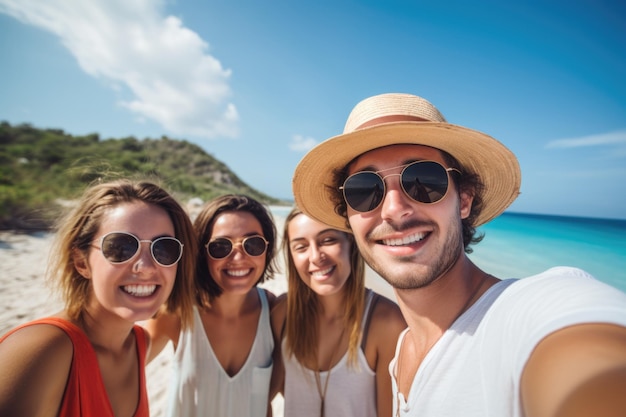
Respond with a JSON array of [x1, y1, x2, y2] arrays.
[[206, 235, 268, 259], [340, 160, 461, 213], [93, 231, 184, 267]]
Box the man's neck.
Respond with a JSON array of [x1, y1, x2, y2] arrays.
[[394, 256, 497, 347]]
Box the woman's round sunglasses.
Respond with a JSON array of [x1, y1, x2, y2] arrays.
[[92, 231, 184, 267], [340, 160, 461, 213], [206, 235, 268, 259]]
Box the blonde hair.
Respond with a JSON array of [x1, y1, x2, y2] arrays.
[[48, 179, 197, 328], [282, 206, 365, 367]]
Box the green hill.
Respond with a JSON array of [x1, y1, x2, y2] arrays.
[[0, 121, 289, 230]]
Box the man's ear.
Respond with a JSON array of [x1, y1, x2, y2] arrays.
[[73, 249, 92, 279], [459, 191, 474, 220]]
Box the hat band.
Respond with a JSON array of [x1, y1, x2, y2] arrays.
[[355, 115, 430, 131]]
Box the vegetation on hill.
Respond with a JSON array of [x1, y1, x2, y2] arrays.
[[0, 121, 289, 230]]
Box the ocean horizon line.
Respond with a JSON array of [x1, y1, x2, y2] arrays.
[[503, 210, 626, 224]]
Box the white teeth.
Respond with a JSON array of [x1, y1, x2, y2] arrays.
[[311, 266, 334, 277], [382, 232, 426, 246], [226, 269, 251, 277], [123, 284, 156, 297]]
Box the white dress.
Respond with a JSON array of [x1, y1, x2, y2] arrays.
[[283, 289, 378, 417], [165, 287, 274, 417]]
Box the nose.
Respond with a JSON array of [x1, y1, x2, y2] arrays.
[[379, 174, 414, 222], [308, 244, 326, 264], [232, 243, 246, 258], [132, 241, 158, 272], [228, 242, 248, 259]]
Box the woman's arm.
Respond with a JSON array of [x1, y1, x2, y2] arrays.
[[141, 312, 182, 363], [0, 324, 73, 417], [268, 294, 287, 401], [366, 295, 407, 417]]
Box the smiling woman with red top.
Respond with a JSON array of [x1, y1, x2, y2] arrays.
[[0, 179, 197, 417]]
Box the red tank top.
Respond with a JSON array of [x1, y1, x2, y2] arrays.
[[0, 318, 149, 417]]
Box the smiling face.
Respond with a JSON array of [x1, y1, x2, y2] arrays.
[[287, 213, 353, 297], [75, 200, 178, 323], [206, 211, 267, 295], [346, 144, 473, 290]]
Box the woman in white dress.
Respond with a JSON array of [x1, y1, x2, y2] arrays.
[[270, 207, 406, 417], [145, 194, 279, 417]]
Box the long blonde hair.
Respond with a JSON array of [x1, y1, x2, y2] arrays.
[[282, 206, 365, 367]]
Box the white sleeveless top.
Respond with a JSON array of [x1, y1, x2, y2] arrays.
[[390, 267, 626, 417], [283, 289, 378, 417], [165, 287, 274, 417]]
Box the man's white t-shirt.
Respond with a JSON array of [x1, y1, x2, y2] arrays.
[[391, 267, 626, 417]]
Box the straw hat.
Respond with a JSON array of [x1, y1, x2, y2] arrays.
[[292, 93, 521, 231]]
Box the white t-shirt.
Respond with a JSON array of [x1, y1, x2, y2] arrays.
[[391, 267, 626, 417]]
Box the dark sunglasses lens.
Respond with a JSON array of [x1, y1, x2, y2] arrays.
[[402, 161, 449, 203], [208, 239, 233, 259], [152, 238, 182, 266], [243, 236, 267, 256], [101, 233, 139, 263], [343, 172, 385, 212]]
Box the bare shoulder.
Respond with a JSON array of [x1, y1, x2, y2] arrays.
[[0, 322, 74, 366], [142, 311, 182, 361], [522, 322, 626, 417], [0, 323, 73, 415], [143, 310, 182, 339], [366, 292, 407, 351], [262, 287, 278, 308], [363, 292, 406, 379], [271, 292, 287, 315], [370, 293, 407, 329]]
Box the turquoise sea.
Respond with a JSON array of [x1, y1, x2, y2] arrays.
[[271, 207, 626, 294], [469, 212, 626, 293]]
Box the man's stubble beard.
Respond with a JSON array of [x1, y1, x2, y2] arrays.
[[356, 215, 465, 291]]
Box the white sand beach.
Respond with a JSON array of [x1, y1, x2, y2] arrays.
[[0, 209, 396, 417]]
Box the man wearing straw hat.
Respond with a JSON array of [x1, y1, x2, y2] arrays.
[[292, 93, 626, 417]]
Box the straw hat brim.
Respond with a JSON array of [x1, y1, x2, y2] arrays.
[[292, 121, 521, 231]]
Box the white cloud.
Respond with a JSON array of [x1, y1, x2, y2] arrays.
[[0, 0, 237, 139], [289, 134, 318, 152], [545, 129, 626, 149]]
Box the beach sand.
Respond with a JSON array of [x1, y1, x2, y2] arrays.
[[0, 213, 396, 416]]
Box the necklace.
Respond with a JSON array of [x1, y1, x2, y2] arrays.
[[314, 326, 346, 417]]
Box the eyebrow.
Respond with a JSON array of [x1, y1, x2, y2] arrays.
[[211, 231, 263, 240], [289, 228, 341, 244]]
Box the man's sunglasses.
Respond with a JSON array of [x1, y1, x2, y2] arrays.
[[93, 231, 184, 267], [206, 235, 269, 259], [340, 160, 461, 213]]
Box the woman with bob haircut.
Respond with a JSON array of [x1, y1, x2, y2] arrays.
[[145, 194, 279, 417], [270, 206, 406, 417], [0, 179, 197, 417]]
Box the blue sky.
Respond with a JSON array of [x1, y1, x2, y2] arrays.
[[1, 0, 625, 220]]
